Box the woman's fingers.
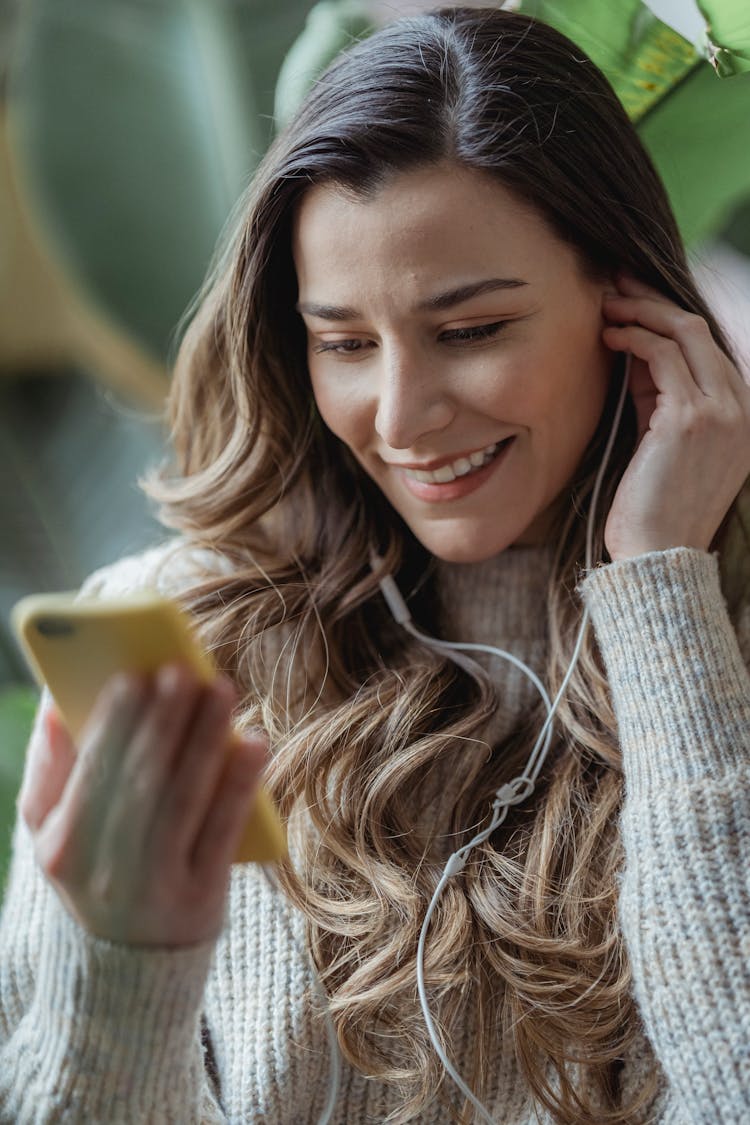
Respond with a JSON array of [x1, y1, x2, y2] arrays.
[[602, 321, 696, 407], [600, 274, 750, 561], [154, 676, 239, 862], [35, 674, 151, 886], [602, 275, 750, 467], [18, 698, 76, 831], [603, 292, 746, 400], [22, 661, 269, 946], [191, 734, 267, 878], [612, 272, 669, 300], [60, 674, 148, 825], [97, 665, 205, 860]]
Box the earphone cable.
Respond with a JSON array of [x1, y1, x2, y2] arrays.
[[406, 356, 631, 1119]]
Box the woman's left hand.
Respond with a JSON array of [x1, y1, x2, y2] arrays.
[[600, 273, 750, 563]]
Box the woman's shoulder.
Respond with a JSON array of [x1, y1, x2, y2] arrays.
[[77, 537, 235, 601]]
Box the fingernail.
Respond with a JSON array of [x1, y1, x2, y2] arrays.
[[157, 664, 183, 693]]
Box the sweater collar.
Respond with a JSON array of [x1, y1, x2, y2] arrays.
[[433, 544, 555, 648]]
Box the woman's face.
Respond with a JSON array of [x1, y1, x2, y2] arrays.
[[293, 163, 614, 562]]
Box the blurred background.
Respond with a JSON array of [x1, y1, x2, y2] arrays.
[[1, 0, 749, 886]]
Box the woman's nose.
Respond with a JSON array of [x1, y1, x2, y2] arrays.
[[374, 349, 455, 449]]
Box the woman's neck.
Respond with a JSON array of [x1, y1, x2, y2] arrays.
[[433, 543, 555, 647]]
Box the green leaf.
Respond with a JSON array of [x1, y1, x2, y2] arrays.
[[274, 0, 374, 128], [640, 63, 750, 244], [517, 0, 750, 244], [7, 0, 307, 361], [698, 0, 750, 75], [519, 0, 699, 121]]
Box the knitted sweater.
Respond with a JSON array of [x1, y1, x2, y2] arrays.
[[1, 539, 749, 1123]]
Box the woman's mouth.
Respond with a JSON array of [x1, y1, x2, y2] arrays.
[[396, 437, 516, 502], [402, 439, 511, 483]]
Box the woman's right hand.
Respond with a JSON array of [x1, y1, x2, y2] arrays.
[[17, 667, 267, 947]]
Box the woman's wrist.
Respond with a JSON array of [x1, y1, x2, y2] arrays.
[[578, 547, 750, 788]]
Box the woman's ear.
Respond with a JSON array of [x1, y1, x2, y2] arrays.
[[599, 267, 620, 303]]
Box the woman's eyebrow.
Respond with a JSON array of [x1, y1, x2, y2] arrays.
[[296, 277, 528, 321], [295, 300, 360, 321], [421, 277, 528, 310]]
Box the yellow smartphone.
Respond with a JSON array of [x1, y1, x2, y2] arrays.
[[11, 589, 286, 864]]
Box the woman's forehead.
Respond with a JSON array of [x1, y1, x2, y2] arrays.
[[292, 165, 578, 306]]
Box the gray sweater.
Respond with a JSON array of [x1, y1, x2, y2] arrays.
[[1, 540, 749, 1123]]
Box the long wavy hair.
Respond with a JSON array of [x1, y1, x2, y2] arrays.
[[144, 8, 750, 1123]]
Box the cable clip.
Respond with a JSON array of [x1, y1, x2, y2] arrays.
[[444, 852, 467, 877], [493, 776, 534, 810]]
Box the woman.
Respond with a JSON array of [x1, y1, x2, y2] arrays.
[[2, 7, 749, 1123]]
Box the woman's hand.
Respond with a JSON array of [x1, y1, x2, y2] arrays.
[[18, 668, 267, 947], [601, 273, 750, 562]]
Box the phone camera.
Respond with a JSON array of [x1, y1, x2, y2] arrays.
[[36, 618, 75, 638]]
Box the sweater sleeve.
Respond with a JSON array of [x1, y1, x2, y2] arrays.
[[0, 543, 230, 1123], [577, 547, 750, 1123]]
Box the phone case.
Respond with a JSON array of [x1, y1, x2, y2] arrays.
[[11, 590, 286, 864]]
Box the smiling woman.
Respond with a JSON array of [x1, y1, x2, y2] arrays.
[[2, 7, 750, 1125], [294, 165, 612, 558]]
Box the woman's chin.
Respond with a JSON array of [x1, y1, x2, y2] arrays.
[[410, 526, 526, 564]]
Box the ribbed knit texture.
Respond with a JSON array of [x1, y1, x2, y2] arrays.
[[1, 540, 748, 1122], [578, 549, 750, 1123]]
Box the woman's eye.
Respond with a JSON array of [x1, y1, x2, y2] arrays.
[[441, 321, 508, 344], [312, 338, 370, 355]]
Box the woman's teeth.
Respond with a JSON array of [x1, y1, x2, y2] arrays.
[[404, 440, 508, 484]]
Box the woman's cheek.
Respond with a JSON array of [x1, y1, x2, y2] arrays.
[[311, 374, 369, 447]]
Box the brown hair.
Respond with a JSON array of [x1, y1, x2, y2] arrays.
[[145, 8, 750, 1122]]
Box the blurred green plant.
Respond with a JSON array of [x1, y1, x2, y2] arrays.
[[274, 0, 373, 127], [695, 0, 750, 76], [0, 0, 310, 882], [7, 0, 307, 361], [2, 0, 311, 668], [0, 686, 37, 892], [521, 0, 699, 121], [518, 0, 750, 246]]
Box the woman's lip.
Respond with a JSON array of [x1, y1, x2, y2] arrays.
[[386, 440, 511, 472], [396, 437, 515, 502]]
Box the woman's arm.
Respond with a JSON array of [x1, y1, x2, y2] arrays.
[[0, 544, 238, 1123], [0, 797, 225, 1123], [579, 545, 750, 1123]]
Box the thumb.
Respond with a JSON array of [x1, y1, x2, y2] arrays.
[[18, 700, 77, 831]]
